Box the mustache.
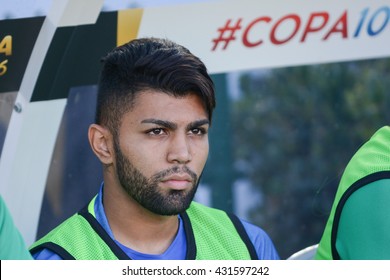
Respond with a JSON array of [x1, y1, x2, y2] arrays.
[[151, 166, 197, 182]]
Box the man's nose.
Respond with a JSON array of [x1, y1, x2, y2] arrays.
[[167, 134, 192, 164]]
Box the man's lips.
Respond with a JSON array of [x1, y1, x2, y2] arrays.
[[160, 174, 193, 190]]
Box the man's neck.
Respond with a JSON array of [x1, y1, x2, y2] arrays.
[[102, 184, 180, 255]]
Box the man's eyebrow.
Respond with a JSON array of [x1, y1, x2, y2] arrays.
[[187, 119, 210, 130], [141, 119, 177, 129], [141, 118, 210, 130]]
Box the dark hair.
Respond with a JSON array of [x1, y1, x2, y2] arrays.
[[95, 37, 215, 135]]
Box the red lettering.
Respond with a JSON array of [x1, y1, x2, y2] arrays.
[[300, 12, 329, 42], [242, 16, 272, 47], [323, 11, 348, 40], [270, 14, 301, 45], [237, 10, 351, 50]]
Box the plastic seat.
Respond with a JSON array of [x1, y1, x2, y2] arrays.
[[287, 244, 318, 260]]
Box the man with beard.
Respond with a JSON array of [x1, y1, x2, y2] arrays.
[[30, 38, 279, 260]]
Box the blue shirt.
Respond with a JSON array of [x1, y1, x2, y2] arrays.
[[33, 185, 279, 260]]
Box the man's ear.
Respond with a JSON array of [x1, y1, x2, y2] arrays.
[[88, 124, 114, 165]]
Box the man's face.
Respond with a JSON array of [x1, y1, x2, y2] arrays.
[[113, 90, 210, 215]]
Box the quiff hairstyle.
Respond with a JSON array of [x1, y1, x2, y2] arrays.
[[95, 37, 216, 135]]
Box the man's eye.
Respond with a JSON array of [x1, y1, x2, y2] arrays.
[[190, 128, 206, 135], [148, 128, 164, 135]]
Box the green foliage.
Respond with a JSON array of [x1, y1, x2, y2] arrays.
[[231, 58, 390, 259]]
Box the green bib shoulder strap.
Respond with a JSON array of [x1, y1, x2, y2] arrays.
[[30, 196, 129, 260], [184, 202, 257, 260]]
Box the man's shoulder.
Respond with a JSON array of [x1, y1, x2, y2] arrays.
[[30, 212, 87, 255], [187, 202, 265, 235], [186, 202, 280, 259]]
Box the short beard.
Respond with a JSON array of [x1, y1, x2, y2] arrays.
[[113, 138, 199, 216]]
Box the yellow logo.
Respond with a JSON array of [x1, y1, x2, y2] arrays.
[[0, 35, 12, 76]]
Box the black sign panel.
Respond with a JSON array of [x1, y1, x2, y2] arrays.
[[0, 17, 44, 93], [31, 12, 117, 102]]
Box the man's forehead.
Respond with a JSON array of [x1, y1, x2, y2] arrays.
[[132, 90, 208, 113], [123, 90, 209, 123]]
